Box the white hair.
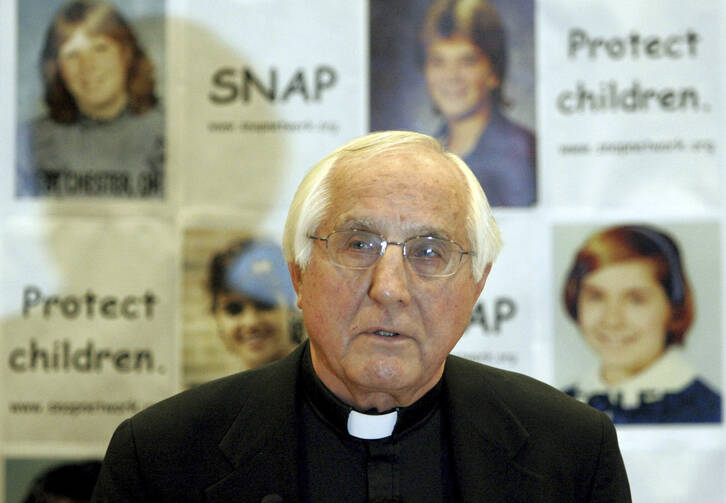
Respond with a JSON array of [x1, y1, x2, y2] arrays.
[[282, 131, 501, 281]]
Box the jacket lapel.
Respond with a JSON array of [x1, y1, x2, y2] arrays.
[[202, 347, 545, 502], [444, 356, 545, 503], [205, 345, 305, 503]]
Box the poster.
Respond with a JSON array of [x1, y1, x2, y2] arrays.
[[15, 0, 166, 199], [0, 216, 176, 443], [370, 0, 536, 207], [0, 0, 723, 500], [175, 0, 367, 217], [452, 214, 539, 374], [5, 457, 101, 503], [553, 220, 722, 424], [182, 225, 302, 388], [539, 0, 722, 208]]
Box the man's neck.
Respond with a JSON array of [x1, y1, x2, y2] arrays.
[[310, 353, 444, 412]]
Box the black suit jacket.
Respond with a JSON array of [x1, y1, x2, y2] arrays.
[[92, 343, 630, 502]]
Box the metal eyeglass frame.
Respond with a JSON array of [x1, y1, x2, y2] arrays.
[[307, 229, 475, 278]]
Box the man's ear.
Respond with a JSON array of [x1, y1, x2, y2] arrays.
[[288, 262, 304, 310]]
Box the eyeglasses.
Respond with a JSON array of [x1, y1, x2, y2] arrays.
[[308, 229, 474, 278]]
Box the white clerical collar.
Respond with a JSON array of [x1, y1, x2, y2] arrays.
[[347, 409, 398, 440]]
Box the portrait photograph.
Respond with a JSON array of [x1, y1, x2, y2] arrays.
[[553, 221, 722, 424], [182, 228, 303, 388], [5, 458, 100, 503], [370, 0, 536, 207], [15, 0, 165, 199]]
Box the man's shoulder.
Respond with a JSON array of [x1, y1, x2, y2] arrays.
[[444, 356, 630, 501], [129, 349, 300, 441]]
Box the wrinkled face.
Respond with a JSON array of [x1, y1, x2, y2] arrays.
[[424, 36, 499, 121], [58, 29, 129, 119], [577, 259, 672, 378], [292, 146, 486, 409], [214, 292, 291, 369]]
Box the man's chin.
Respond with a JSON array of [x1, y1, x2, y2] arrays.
[[345, 358, 427, 402]]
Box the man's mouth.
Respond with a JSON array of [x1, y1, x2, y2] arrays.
[[374, 329, 400, 337]]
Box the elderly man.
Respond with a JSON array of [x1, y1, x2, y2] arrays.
[[92, 131, 630, 502]]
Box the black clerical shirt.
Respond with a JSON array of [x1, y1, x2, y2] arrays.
[[298, 347, 457, 502]]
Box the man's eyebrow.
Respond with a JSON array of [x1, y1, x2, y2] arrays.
[[335, 218, 377, 231], [417, 228, 450, 240], [400, 224, 451, 240], [335, 219, 450, 240]]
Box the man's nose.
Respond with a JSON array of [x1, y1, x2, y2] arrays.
[[368, 244, 411, 306]]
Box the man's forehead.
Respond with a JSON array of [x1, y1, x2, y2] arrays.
[[335, 143, 455, 169], [329, 145, 464, 194], [330, 215, 451, 239], [323, 145, 469, 239]]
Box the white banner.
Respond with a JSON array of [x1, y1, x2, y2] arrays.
[[175, 0, 367, 215], [539, 0, 722, 208], [0, 217, 176, 443]]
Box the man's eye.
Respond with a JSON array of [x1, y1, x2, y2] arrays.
[[346, 239, 376, 252], [410, 238, 448, 259], [412, 246, 441, 259]]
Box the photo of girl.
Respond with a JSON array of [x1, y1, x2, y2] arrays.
[[419, 0, 535, 206], [183, 230, 303, 388], [560, 224, 721, 424], [16, 0, 164, 198], [6, 460, 100, 503], [370, 0, 535, 207], [207, 238, 302, 371]]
